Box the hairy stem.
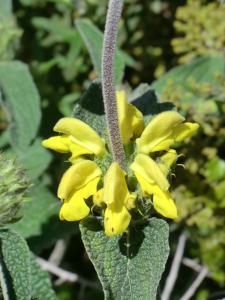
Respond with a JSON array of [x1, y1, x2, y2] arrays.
[[102, 0, 126, 169]]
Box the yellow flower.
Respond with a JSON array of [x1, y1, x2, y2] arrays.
[[128, 111, 198, 220], [42, 117, 106, 161], [102, 162, 132, 237], [136, 111, 199, 154], [117, 90, 145, 144], [130, 154, 177, 219], [58, 159, 102, 221], [131, 154, 170, 191], [42, 89, 199, 236], [158, 149, 178, 176]]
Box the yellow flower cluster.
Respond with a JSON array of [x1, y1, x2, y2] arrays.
[[42, 91, 198, 236], [172, 0, 225, 64]]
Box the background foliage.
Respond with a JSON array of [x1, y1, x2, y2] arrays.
[[0, 0, 225, 299]]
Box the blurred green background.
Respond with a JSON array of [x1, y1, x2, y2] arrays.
[[1, 0, 225, 299]]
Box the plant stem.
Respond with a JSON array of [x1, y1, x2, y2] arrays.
[[102, 0, 126, 169], [179, 266, 208, 300], [161, 233, 187, 300]]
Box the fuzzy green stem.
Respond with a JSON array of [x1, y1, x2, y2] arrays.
[[102, 0, 126, 169]]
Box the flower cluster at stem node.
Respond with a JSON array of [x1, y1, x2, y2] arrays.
[[42, 91, 199, 237]]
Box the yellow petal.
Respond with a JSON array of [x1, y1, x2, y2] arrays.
[[59, 195, 89, 221], [104, 204, 131, 237], [54, 117, 105, 156], [153, 189, 177, 219], [136, 111, 184, 153], [172, 122, 199, 142], [59, 177, 100, 220], [93, 188, 104, 207], [149, 138, 174, 152], [117, 90, 144, 144], [132, 172, 177, 219], [131, 108, 145, 138], [133, 172, 160, 197], [42, 136, 71, 153], [102, 162, 132, 236], [130, 154, 169, 191], [103, 162, 129, 205], [42, 135, 95, 160], [158, 149, 178, 176], [68, 142, 93, 163], [58, 160, 102, 200], [71, 177, 100, 202]]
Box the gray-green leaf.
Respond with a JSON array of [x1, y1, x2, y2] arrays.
[[130, 83, 175, 123], [0, 229, 31, 300], [80, 217, 169, 300], [152, 56, 224, 96], [18, 138, 52, 180], [0, 0, 12, 17], [30, 254, 57, 300], [76, 19, 125, 85], [73, 80, 106, 137], [0, 61, 41, 152]]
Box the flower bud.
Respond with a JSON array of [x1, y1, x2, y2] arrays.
[[0, 154, 30, 226]]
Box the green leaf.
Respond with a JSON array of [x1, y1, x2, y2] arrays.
[[76, 19, 125, 85], [150, 56, 225, 116], [152, 56, 224, 97], [0, 130, 10, 148], [0, 61, 41, 152], [30, 255, 57, 300], [0, 229, 31, 300], [0, 0, 12, 17], [121, 51, 137, 68], [18, 0, 40, 6], [73, 80, 106, 137], [32, 17, 78, 43], [130, 83, 175, 123], [9, 183, 77, 253], [18, 138, 52, 180], [3, 139, 52, 180], [80, 217, 169, 300], [203, 156, 225, 182], [32, 17, 83, 81]]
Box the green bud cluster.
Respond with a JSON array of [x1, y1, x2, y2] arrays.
[[172, 0, 225, 64], [0, 154, 30, 226]]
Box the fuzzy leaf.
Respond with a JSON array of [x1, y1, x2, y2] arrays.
[[151, 56, 225, 116], [80, 217, 169, 300], [30, 255, 57, 300], [130, 83, 175, 123], [5, 139, 52, 180], [73, 80, 106, 136], [18, 139, 52, 180], [152, 56, 224, 97], [0, 61, 41, 152], [0, 229, 31, 300], [0, 0, 12, 17], [76, 19, 125, 85]]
